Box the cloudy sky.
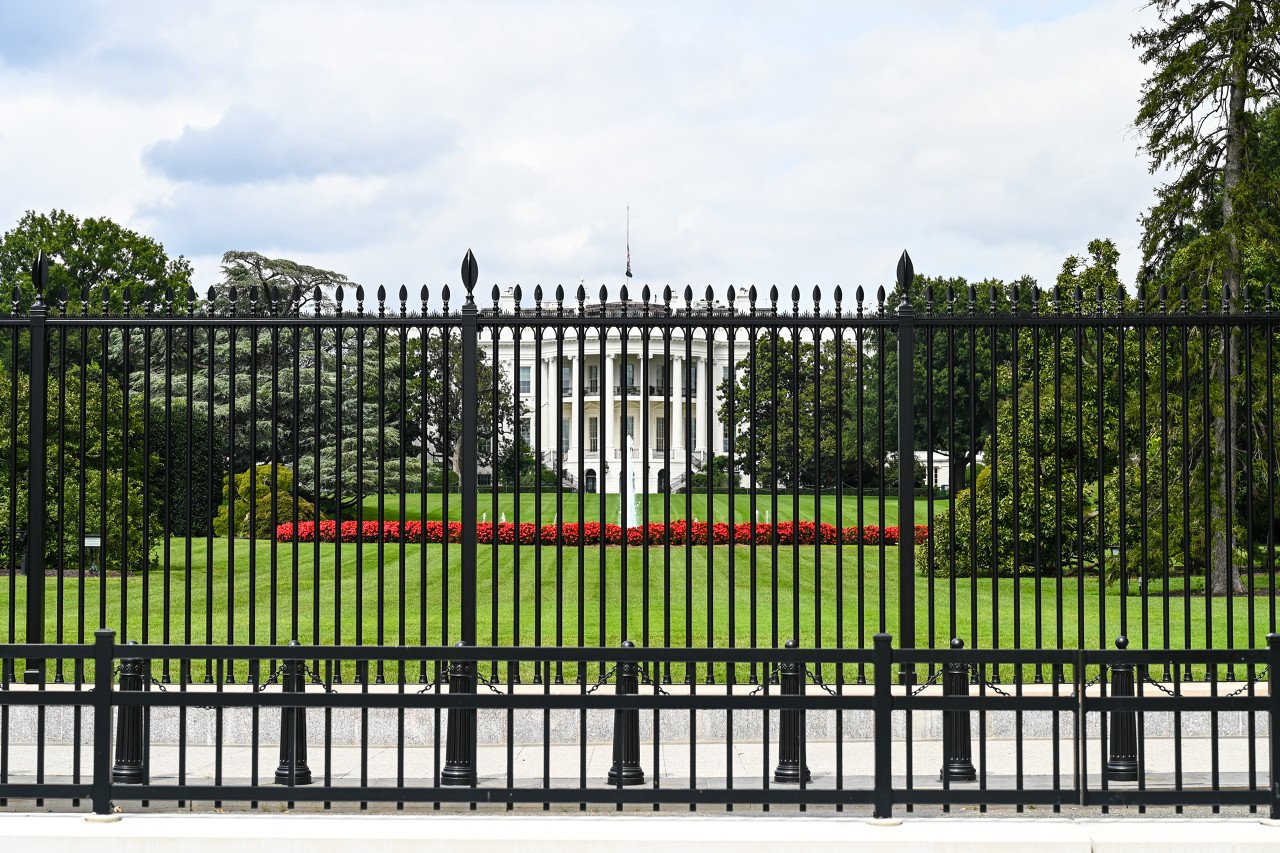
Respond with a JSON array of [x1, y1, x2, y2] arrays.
[[0, 1, 1158, 300]]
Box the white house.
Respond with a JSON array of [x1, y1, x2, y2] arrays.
[[482, 287, 744, 493]]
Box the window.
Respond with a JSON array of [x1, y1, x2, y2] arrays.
[[588, 417, 599, 452], [722, 420, 730, 450], [478, 472, 492, 487], [626, 416, 635, 439], [587, 364, 599, 391], [560, 419, 570, 453], [686, 363, 697, 395], [520, 419, 531, 444], [687, 416, 697, 449], [655, 365, 666, 388], [561, 365, 572, 395], [625, 362, 636, 387], [655, 416, 666, 451], [519, 366, 531, 394]]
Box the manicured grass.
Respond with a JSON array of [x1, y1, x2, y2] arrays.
[[4, 538, 1274, 682], [358, 492, 935, 525]]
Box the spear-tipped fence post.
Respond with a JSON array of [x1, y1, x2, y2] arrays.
[[112, 641, 147, 784], [441, 641, 477, 786], [1106, 635, 1138, 782], [895, 250, 916, 683], [24, 252, 48, 683], [608, 640, 645, 786], [941, 638, 976, 782], [773, 639, 810, 783], [275, 640, 312, 785], [1268, 634, 1280, 820]]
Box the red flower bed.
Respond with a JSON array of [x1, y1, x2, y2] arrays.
[[277, 520, 929, 546]]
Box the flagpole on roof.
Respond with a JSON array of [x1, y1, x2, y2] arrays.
[[625, 205, 633, 279]]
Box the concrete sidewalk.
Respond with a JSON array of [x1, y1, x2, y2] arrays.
[[2, 813, 1280, 852]]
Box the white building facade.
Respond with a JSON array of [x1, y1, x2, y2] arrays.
[[483, 288, 741, 494]]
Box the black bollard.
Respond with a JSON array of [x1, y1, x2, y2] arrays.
[[940, 638, 977, 782], [773, 639, 811, 784], [607, 640, 645, 786], [1106, 635, 1139, 782], [275, 640, 312, 785], [441, 641, 477, 786], [112, 642, 147, 784]]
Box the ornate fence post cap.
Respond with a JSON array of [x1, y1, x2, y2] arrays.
[[1115, 635, 1129, 650], [950, 637, 964, 650], [460, 249, 478, 305]]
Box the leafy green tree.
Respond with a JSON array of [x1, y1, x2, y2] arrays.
[[922, 242, 1123, 578], [1133, 1, 1280, 592], [873, 274, 1019, 490], [0, 209, 192, 315], [211, 250, 344, 315], [0, 362, 157, 573], [722, 333, 870, 489]]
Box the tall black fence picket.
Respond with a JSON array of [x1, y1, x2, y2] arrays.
[[0, 249, 1276, 689]]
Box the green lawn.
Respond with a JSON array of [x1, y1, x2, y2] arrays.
[[358, 492, 935, 525], [4, 538, 1274, 683]]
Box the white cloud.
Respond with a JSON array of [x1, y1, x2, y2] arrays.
[[0, 0, 1160, 298]]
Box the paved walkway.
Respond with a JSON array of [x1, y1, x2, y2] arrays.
[[3, 813, 1280, 851]]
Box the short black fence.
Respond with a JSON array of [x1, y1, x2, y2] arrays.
[[0, 250, 1278, 685], [0, 632, 1276, 816]]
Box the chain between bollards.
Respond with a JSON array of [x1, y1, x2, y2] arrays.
[[607, 640, 645, 786]]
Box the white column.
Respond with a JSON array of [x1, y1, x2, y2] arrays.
[[710, 346, 724, 454], [541, 357, 555, 456], [569, 354, 580, 462], [695, 355, 708, 456], [602, 351, 615, 488], [671, 354, 683, 450]]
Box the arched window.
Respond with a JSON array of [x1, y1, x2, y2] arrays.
[[585, 469, 597, 493]]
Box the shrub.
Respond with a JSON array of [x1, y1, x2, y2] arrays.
[[215, 464, 315, 539]]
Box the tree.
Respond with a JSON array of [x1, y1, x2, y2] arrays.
[[1133, 0, 1280, 592], [721, 333, 870, 489], [922, 241, 1123, 579], [213, 250, 344, 315], [872, 274, 1019, 490], [0, 361, 157, 574], [0, 209, 192, 314]]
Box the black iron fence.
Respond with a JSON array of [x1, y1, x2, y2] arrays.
[[0, 249, 1277, 686], [0, 632, 1275, 816]]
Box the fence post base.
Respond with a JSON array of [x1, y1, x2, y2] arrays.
[[773, 639, 811, 784], [275, 640, 312, 786], [1105, 635, 1139, 783], [607, 640, 645, 786], [441, 642, 477, 786], [111, 642, 147, 785]]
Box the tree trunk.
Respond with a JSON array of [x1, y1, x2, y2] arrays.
[[1209, 42, 1249, 597]]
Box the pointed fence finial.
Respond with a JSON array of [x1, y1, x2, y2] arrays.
[[460, 249, 478, 305], [31, 252, 48, 310], [896, 250, 914, 293]]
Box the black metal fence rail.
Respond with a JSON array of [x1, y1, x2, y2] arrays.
[[0, 633, 1275, 817], [1, 250, 1278, 685]]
